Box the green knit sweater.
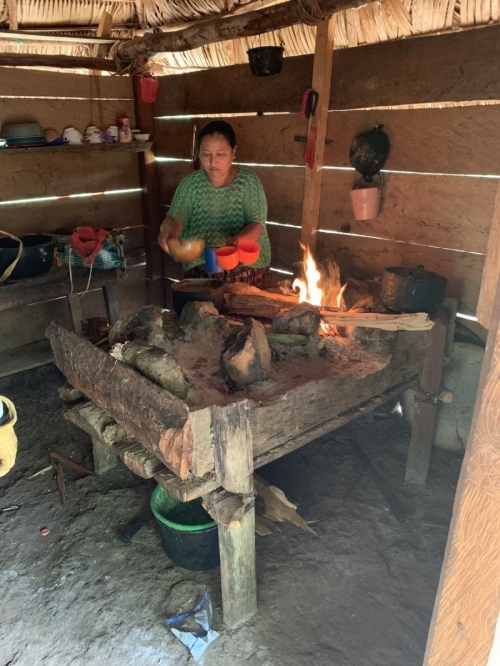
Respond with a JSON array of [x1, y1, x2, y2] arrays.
[[168, 167, 272, 271]]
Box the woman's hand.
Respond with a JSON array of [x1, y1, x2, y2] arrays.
[[227, 221, 263, 246], [158, 216, 183, 256]]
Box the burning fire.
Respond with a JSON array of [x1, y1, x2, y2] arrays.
[[292, 244, 346, 310]]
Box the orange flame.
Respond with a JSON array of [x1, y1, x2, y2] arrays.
[[293, 244, 346, 309]]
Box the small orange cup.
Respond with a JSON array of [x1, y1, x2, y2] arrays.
[[237, 240, 260, 265], [215, 246, 239, 270]]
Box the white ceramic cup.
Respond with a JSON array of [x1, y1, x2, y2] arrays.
[[106, 125, 119, 142], [84, 125, 103, 144], [62, 127, 83, 145]]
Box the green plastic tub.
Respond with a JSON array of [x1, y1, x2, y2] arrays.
[[150, 485, 220, 571]]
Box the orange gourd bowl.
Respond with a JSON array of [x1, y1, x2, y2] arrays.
[[215, 246, 239, 270], [237, 240, 260, 265]]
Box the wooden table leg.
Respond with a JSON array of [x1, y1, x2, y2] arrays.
[[212, 401, 257, 628], [66, 293, 83, 333], [102, 282, 120, 325], [92, 435, 119, 475], [405, 310, 448, 485]]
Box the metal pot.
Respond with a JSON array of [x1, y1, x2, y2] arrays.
[[380, 265, 448, 314], [247, 46, 284, 77], [0, 234, 55, 281], [172, 279, 225, 316], [349, 125, 390, 183]]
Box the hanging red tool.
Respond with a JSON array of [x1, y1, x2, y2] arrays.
[[300, 88, 319, 169]]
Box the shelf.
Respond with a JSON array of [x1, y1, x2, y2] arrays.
[[0, 142, 153, 157], [0, 340, 53, 378]]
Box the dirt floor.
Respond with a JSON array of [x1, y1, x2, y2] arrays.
[[0, 363, 462, 666]]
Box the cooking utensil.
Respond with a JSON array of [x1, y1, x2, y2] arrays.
[[380, 265, 448, 314], [0, 234, 55, 281], [215, 246, 239, 270], [349, 125, 390, 183], [171, 279, 225, 316], [167, 237, 205, 263]]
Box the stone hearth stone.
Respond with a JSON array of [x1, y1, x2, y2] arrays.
[[178, 301, 232, 339], [272, 302, 322, 337], [222, 318, 272, 388], [108, 305, 173, 352], [120, 340, 189, 399]]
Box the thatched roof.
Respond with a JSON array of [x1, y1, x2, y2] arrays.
[[0, 0, 498, 73]]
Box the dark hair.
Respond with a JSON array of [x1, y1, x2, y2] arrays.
[[197, 120, 237, 149]]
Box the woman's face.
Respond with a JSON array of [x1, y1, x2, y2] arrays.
[[199, 133, 236, 183]]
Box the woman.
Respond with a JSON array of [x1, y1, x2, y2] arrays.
[[158, 120, 271, 287]]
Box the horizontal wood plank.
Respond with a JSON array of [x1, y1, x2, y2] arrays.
[[154, 24, 500, 116], [156, 161, 493, 256], [0, 98, 135, 136], [0, 268, 147, 352], [0, 190, 142, 235], [317, 171, 495, 256], [0, 152, 139, 200], [0, 68, 133, 100], [315, 232, 484, 316], [156, 105, 500, 176]]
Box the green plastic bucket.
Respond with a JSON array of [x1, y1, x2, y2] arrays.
[[150, 485, 220, 571]]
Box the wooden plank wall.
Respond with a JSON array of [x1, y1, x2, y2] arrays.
[[0, 69, 147, 352], [154, 24, 500, 319]]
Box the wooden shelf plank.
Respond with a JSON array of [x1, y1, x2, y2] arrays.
[[0, 340, 53, 378], [0, 142, 152, 157]]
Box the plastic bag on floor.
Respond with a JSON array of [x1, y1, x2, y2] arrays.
[[165, 587, 219, 662]]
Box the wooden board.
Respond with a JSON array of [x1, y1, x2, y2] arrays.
[[260, 168, 495, 255], [0, 268, 147, 353], [0, 67, 133, 100], [155, 105, 500, 176], [0, 152, 139, 201], [189, 330, 425, 476], [154, 24, 500, 116], [0, 98, 135, 136], [424, 274, 500, 665], [159, 163, 496, 257], [0, 339, 53, 378], [477, 183, 500, 328], [0, 190, 142, 236]]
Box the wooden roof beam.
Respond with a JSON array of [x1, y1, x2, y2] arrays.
[[0, 52, 117, 71], [115, 0, 376, 63]]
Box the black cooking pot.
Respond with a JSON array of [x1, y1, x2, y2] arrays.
[[349, 125, 390, 183], [172, 279, 225, 316], [247, 46, 284, 77], [0, 234, 55, 281], [380, 265, 448, 314]]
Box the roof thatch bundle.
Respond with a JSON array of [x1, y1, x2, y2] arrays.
[[0, 0, 498, 73]]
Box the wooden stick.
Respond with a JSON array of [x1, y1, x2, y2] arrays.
[[301, 15, 336, 251], [405, 311, 448, 484], [321, 311, 434, 331]]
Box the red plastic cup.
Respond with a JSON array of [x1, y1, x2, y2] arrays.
[[237, 240, 260, 265], [215, 246, 239, 270]]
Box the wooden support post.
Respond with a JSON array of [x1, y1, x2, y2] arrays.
[[94, 11, 113, 60], [66, 293, 83, 333], [300, 16, 336, 251], [91, 435, 119, 475], [6, 0, 18, 31], [102, 282, 120, 325], [477, 182, 500, 329], [424, 274, 500, 665], [133, 75, 166, 307], [405, 311, 448, 485], [212, 401, 257, 628]]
